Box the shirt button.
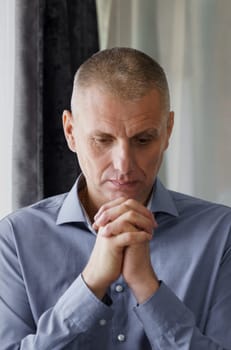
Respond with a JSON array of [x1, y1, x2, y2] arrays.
[[99, 319, 107, 326], [115, 284, 124, 293], [117, 334, 126, 342]]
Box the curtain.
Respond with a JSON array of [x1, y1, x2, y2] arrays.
[[96, 0, 231, 206], [13, 0, 99, 209], [0, 0, 15, 218]]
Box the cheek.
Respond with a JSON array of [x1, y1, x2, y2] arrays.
[[140, 145, 165, 172], [77, 143, 111, 175]]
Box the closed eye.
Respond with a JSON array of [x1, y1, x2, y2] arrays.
[[135, 136, 153, 144], [133, 132, 158, 145], [93, 136, 114, 145], [95, 137, 112, 143]]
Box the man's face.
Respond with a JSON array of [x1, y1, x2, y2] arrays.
[[63, 85, 174, 210]]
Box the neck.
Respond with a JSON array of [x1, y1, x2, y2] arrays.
[[78, 185, 97, 224]]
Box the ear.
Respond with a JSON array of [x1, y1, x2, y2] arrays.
[[62, 110, 77, 153], [167, 111, 174, 136], [164, 111, 174, 150]]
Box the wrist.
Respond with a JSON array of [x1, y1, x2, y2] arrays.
[[82, 269, 109, 300], [129, 274, 160, 304]]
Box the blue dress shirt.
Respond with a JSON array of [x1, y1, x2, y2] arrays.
[[0, 176, 231, 349]]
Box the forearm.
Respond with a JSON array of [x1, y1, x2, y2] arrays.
[[134, 282, 229, 350], [1, 275, 113, 350]]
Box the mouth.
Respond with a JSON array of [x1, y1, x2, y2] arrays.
[[108, 179, 140, 190]]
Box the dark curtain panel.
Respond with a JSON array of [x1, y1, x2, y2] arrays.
[[13, 1, 44, 210], [13, 0, 99, 209]]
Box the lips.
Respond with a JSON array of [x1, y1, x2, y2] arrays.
[[108, 179, 139, 189]]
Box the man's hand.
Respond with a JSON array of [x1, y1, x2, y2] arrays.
[[84, 197, 159, 303], [82, 198, 153, 300], [123, 243, 160, 303]]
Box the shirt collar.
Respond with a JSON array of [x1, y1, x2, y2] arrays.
[[56, 175, 86, 225], [56, 174, 179, 225], [148, 178, 179, 217]]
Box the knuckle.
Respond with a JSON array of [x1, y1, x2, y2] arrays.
[[125, 198, 135, 207], [104, 223, 112, 235], [124, 231, 133, 243], [126, 209, 134, 221], [100, 203, 109, 212], [99, 223, 112, 237], [100, 210, 109, 222]]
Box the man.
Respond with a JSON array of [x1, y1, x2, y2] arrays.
[[0, 47, 231, 349]]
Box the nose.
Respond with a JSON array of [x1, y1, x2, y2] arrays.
[[112, 140, 134, 175]]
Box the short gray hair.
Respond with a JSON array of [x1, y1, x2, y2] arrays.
[[71, 47, 170, 112]]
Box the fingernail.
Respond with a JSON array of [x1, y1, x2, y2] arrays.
[[92, 222, 98, 230]]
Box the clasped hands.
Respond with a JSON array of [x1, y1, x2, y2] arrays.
[[82, 197, 160, 304]]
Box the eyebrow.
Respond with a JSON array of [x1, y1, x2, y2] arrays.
[[134, 128, 160, 137], [92, 128, 160, 138]]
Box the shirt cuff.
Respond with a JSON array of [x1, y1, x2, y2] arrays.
[[133, 282, 195, 344], [54, 274, 113, 332]]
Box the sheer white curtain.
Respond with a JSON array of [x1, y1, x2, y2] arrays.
[[0, 0, 15, 218], [96, 0, 231, 206]]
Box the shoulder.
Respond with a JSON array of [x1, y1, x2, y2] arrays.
[[170, 190, 231, 224], [0, 193, 68, 239], [171, 190, 231, 209], [165, 191, 231, 253]]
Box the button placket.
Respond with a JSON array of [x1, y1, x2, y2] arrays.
[[112, 279, 127, 344]]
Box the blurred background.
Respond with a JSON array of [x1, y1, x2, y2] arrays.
[[1, 0, 231, 218]]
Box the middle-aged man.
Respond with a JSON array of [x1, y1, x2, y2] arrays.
[[0, 47, 231, 349]]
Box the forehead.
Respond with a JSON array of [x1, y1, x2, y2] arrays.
[[74, 85, 164, 135]]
